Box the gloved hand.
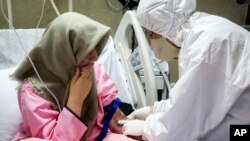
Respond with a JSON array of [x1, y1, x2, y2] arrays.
[[118, 119, 145, 136], [127, 106, 153, 120]]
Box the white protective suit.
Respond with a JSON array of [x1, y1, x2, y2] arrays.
[[137, 0, 250, 141]]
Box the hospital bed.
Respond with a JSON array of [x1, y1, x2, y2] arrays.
[[0, 11, 170, 140]]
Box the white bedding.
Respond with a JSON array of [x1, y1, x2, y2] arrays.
[[0, 29, 44, 140], [0, 29, 45, 69], [0, 67, 21, 141]]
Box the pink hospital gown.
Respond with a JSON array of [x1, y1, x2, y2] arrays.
[[13, 62, 135, 141]]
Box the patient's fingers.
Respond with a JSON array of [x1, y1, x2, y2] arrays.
[[81, 64, 94, 78], [118, 120, 145, 136], [117, 120, 127, 125], [71, 67, 80, 83], [67, 65, 94, 117]]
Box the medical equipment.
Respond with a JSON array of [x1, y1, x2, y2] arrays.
[[36, 0, 47, 29], [114, 10, 158, 107], [152, 53, 172, 93], [106, 0, 139, 12], [114, 10, 173, 107], [50, 0, 60, 16]]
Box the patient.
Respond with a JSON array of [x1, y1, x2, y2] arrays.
[[11, 12, 136, 141]]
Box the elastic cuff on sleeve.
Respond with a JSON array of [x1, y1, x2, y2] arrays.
[[65, 106, 87, 126]]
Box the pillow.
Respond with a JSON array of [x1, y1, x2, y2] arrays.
[[0, 67, 22, 141]]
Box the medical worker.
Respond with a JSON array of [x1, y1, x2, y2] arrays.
[[119, 0, 250, 140]]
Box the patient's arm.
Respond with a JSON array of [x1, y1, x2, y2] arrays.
[[14, 81, 87, 141], [109, 108, 145, 141], [109, 108, 127, 134]]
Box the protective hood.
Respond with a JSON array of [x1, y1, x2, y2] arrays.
[[136, 0, 196, 46], [142, 11, 250, 141]]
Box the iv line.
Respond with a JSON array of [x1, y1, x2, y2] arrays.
[[0, 0, 62, 112], [150, 51, 172, 93]]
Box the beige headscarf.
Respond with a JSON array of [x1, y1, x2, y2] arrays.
[[12, 12, 110, 140]]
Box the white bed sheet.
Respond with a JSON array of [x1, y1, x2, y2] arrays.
[[0, 29, 44, 140], [0, 67, 21, 141], [0, 29, 45, 69]]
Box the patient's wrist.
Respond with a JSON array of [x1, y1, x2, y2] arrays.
[[66, 102, 81, 117]]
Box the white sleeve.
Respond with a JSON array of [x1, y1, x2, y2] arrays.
[[143, 61, 242, 141], [153, 99, 172, 113]]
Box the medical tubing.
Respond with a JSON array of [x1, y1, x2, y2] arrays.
[[0, 1, 62, 112], [68, 0, 72, 12], [13, 34, 62, 112], [36, 0, 46, 29], [49, 0, 60, 16], [155, 61, 172, 92], [0, 0, 9, 23], [15, 32, 62, 112], [7, 0, 13, 29], [17, 32, 62, 112]]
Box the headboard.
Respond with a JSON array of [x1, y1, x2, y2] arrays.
[[114, 10, 158, 108]]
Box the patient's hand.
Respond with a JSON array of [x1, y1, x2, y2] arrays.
[[108, 108, 145, 140], [109, 108, 127, 134], [67, 66, 93, 117]]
